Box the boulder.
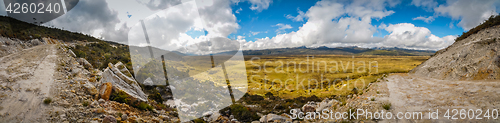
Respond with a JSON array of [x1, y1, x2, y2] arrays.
[[103, 115, 117, 123], [100, 62, 148, 102], [203, 112, 220, 122], [77, 58, 93, 70], [259, 113, 291, 122], [121, 114, 128, 121], [301, 101, 316, 112], [83, 82, 98, 96], [99, 82, 112, 100]]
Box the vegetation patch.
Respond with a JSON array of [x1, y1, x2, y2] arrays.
[[382, 102, 391, 110], [43, 98, 52, 104], [219, 104, 260, 122]]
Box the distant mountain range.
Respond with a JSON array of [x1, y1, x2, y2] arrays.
[[214, 46, 436, 56]]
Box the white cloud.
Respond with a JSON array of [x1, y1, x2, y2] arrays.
[[273, 23, 292, 34], [413, 16, 435, 23], [286, 8, 306, 22], [237, 35, 245, 39], [126, 0, 241, 55], [248, 0, 272, 12], [380, 23, 456, 50], [235, 8, 243, 14], [46, 0, 121, 40], [249, 31, 261, 37], [412, 0, 499, 30], [241, 0, 398, 50]]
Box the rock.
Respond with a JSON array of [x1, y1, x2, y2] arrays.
[[127, 116, 137, 122], [77, 58, 93, 70], [143, 77, 153, 86], [83, 82, 98, 96], [60, 114, 67, 120], [98, 99, 106, 104], [18, 98, 27, 102], [121, 114, 128, 121], [206, 112, 220, 122], [99, 82, 113, 100], [103, 115, 117, 123], [100, 62, 148, 102], [60, 100, 71, 108], [301, 101, 316, 112], [230, 115, 235, 120], [95, 108, 106, 114], [259, 113, 291, 122], [135, 118, 143, 123], [159, 115, 169, 121], [316, 98, 339, 112], [67, 49, 76, 58]]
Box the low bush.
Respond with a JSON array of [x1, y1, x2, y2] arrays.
[[110, 90, 131, 104], [382, 102, 391, 110], [43, 98, 52, 104]]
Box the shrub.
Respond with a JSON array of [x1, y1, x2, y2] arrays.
[[371, 98, 375, 101], [148, 92, 163, 104], [43, 98, 52, 104], [136, 102, 153, 111], [382, 102, 391, 110], [193, 118, 206, 123], [82, 101, 89, 107], [220, 104, 259, 122], [110, 90, 131, 104]]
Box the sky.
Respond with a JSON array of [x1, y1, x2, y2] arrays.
[[0, 0, 499, 54]]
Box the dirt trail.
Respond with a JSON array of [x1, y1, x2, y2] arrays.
[[0, 44, 58, 122], [379, 73, 500, 122]]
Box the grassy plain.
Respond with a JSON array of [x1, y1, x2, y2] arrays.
[[172, 54, 429, 99], [243, 55, 429, 99]]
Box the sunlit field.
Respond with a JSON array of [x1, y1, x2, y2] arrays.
[[243, 55, 429, 99]]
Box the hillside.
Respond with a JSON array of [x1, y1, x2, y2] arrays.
[[410, 26, 500, 80], [0, 16, 103, 42]]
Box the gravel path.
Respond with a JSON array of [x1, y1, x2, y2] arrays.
[[0, 44, 58, 122], [380, 73, 500, 122]]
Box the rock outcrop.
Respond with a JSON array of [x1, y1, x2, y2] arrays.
[[0, 37, 44, 57], [411, 25, 500, 80], [100, 62, 148, 102], [99, 82, 113, 100]]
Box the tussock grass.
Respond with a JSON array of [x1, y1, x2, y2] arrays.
[[382, 102, 391, 110]]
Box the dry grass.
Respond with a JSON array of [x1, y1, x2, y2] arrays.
[[243, 55, 428, 99]]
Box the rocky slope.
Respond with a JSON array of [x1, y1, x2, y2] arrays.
[[0, 38, 179, 122], [410, 25, 500, 80]]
